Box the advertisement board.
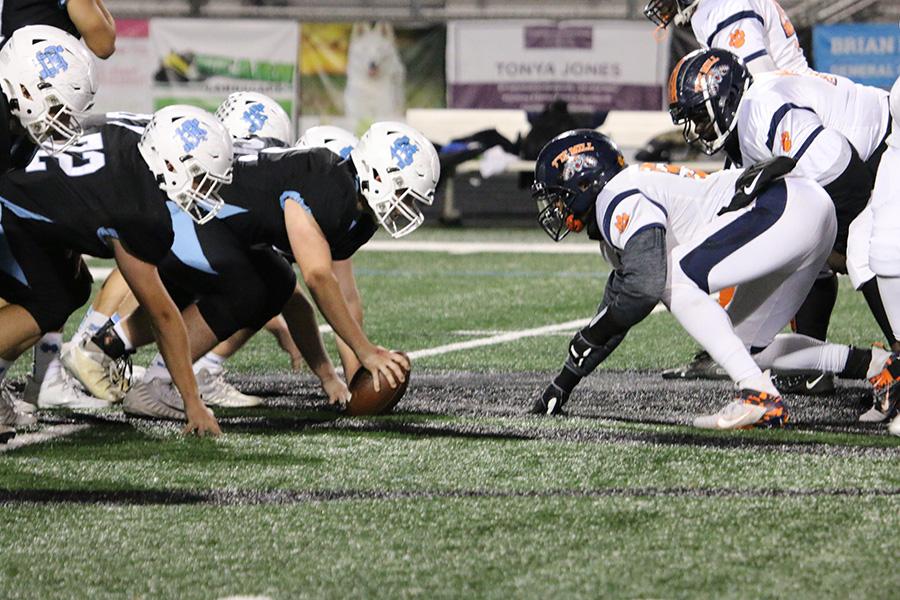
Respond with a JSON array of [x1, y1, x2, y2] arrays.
[[447, 20, 669, 111], [813, 22, 900, 89]]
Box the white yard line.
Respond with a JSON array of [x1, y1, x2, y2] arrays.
[[361, 240, 598, 254], [0, 424, 92, 452]]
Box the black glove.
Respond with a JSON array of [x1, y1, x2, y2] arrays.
[[531, 382, 569, 416], [718, 156, 797, 216]]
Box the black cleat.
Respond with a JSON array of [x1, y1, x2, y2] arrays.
[[771, 372, 835, 396], [662, 350, 729, 380]]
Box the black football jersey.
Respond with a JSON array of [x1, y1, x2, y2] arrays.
[[217, 147, 378, 261], [0, 122, 174, 264], [0, 91, 37, 173], [1, 0, 79, 46]]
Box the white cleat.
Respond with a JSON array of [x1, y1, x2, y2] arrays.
[[889, 413, 900, 437], [196, 369, 262, 408], [61, 339, 125, 403], [123, 378, 187, 421], [24, 371, 111, 411]]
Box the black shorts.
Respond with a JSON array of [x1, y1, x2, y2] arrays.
[[158, 214, 296, 341], [0, 209, 92, 331]]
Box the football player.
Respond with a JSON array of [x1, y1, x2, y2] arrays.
[[0, 25, 100, 434], [667, 48, 896, 372], [0, 104, 231, 435], [644, 0, 809, 75], [65, 121, 436, 416], [1, 0, 116, 59], [862, 75, 900, 433], [531, 129, 836, 429]]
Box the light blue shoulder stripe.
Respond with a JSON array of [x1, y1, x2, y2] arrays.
[[281, 191, 312, 214], [167, 203, 217, 274]]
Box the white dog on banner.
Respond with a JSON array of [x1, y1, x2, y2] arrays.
[[343, 22, 406, 130]]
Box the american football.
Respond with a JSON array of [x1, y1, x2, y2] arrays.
[[345, 353, 411, 416]]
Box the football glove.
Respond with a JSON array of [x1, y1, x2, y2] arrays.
[[531, 382, 570, 416]]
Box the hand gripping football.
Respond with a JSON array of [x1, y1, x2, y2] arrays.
[[345, 353, 411, 416]]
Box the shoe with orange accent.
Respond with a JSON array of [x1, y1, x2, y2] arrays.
[[693, 389, 787, 430], [863, 352, 900, 423]]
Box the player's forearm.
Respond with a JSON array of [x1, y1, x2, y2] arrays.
[[281, 287, 340, 383], [148, 310, 202, 410], [303, 269, 373, 357]]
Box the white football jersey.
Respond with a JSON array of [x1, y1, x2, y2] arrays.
[[735, 71, 890, 184], [691, 0, 809, 74], [594, 163, 740, 253]]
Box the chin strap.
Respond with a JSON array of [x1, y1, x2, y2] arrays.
[[566, 214, 585, 233], [654, 24, 668, 41]]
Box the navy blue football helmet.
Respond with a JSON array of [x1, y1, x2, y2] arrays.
[[643, 0, 699, 28], [668, 48, 752, 155], [533, 129, 625, 241]]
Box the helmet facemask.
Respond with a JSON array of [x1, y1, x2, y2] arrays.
[[534, 183, 576, 242], [139, 105, 234, 224], [643, 0, 699, 27], [351, 122, 439, 239]]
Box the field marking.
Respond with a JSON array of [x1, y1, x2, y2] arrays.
[[361, 240, 598, 254], [0, 424, 92, 453]]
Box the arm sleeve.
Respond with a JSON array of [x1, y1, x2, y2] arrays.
[[582, 225, 667, 346]]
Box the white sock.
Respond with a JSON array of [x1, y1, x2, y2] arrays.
[[74, 308, 111, 341], [194, 352, 226, 376], [32, 333, 63, 383], [112, 321, 135, 352], [143, 354, 171, 382], [739, 370, 780, 397]]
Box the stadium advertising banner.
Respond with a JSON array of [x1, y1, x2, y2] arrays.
[[93, 19, 155, 114], [299, 22, 446, 136], [447, 20, 669, 111], [149, 19, 298, 117], [813, 23, 900, 89]]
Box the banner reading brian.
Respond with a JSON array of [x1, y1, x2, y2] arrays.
[[448, 20, 669, 111], [149, 18, 298, 119]]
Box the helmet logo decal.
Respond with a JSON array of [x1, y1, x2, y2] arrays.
[[35, 45, 68, 79], [695, 57, 730, 97], [551, 142, 595, 168], [175, 118, 209, 152], [563, 154, 598, 182], [241, 102, 268, 134], [390, 135, 419, 168]]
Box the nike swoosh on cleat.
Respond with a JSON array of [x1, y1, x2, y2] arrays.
[[716, 406, 762, 429], [742, 170, 765, 196], [805, 374, 825, 390]]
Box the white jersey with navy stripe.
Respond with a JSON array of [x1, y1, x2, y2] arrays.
[[594, 163, 740, 255], [735, 71, 889, 185], [691, 0, 809, 74]]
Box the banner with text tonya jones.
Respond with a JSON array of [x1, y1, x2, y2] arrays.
[[149, 19, 299, 119], [447, 20, 670, 111]]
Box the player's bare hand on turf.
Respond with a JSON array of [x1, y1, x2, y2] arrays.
[[183, 405, 221, 436], [323, 376, 351, 405], [359, 347, 408, 392]]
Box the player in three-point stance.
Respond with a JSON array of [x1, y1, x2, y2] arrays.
[[530, 129, 835, 429]]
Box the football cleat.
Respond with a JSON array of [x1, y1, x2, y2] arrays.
[[23, 371, 111, 411], [531, 382, 569, 416], [888, 412, 900, 437], [770, 372, 835, 396], [196, 369, 262, 408], [61, 339, 125, 402], [122, 378, 187, 421], [864, 352, 900, 423], [693, 389, 786, 430], [662, 350, 729, 380], [0, 382, 36, 426]]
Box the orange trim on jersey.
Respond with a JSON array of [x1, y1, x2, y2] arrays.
[[718, 286, 735, 308]]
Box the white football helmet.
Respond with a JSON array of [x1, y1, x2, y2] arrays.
[[350, 121, 439, 238], [0, 25, 98, 154], [138, 105, 234, 224], [296, 125, 359, 159], [214, 91, 292, 147]]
